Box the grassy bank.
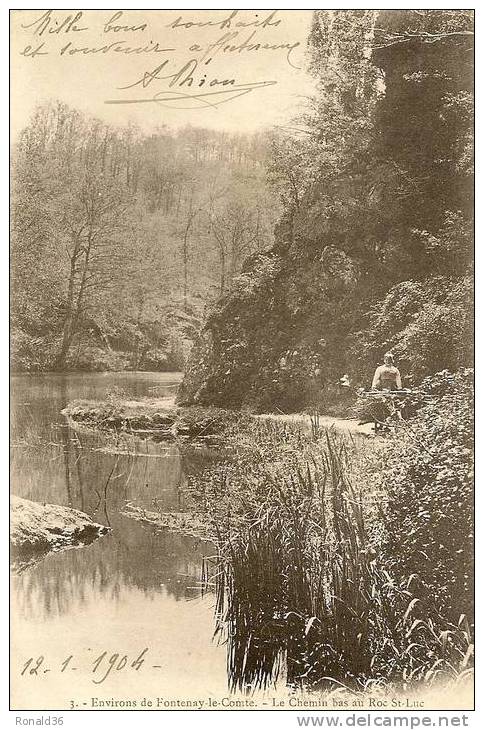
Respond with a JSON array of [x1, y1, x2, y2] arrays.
[[188, 372, 473, 697], [61, 370, 473, 698]]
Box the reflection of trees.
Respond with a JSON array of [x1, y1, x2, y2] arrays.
[[62, 431, 188, 523], [13, 417, 189, 517], [11, 375, 223, 635], [13, 517, 215, 622], [12, 433, 218, 620]]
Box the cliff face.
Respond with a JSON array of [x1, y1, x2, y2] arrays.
[[178, 223, 364, 413], [179, 10, 473, 413]]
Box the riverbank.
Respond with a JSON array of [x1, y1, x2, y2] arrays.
[[121, 503, 216, 541], [173, 394, 473, 697], [62, 392, 374, 444], [63, 396, 178, 437], [122, 417, 376, 545], [10, 368, 474, 702]]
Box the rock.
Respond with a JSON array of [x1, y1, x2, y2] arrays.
[[121, 502, 215, 542], [10, 496, 110, 559], [62, 397, 178, 435], [63, 398, 248, 442]]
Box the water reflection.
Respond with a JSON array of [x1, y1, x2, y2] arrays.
[[11, 373, 187, 514], [14, 520, 215, 620], [10, 373, 228, 708]]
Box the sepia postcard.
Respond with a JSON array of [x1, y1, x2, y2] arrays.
[[10, 7, 474, 717]]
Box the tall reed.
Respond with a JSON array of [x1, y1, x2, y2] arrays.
[[211, 424, 473, 694]]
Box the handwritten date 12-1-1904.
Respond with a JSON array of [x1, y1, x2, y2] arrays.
[[20, 648, 159, 685]]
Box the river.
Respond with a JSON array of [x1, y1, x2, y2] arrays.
[[10, 372, 228, 710]]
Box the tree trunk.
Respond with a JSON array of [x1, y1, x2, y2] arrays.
[[183, 222, 189, 312], [55, 254, 78, 370]]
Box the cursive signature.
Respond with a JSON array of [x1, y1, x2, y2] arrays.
[[105, 59, 277, 110]]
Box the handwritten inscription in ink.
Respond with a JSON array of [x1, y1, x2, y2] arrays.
[[20, 647, 161, 685], [15, 9, 304, 111]]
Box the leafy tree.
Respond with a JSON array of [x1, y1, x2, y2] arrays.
[[11, 105, 279, 372], [182, 9, 473, 411]]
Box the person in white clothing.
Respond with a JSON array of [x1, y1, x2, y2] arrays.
[[372, 352, 402, 391]]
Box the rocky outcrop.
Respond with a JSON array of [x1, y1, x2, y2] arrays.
[[63, 399, 250, 441], [10, 496, 110, 568], [62, 397, 178, 437], [177, 245, 359, 413]]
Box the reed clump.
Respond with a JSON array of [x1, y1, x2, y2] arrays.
[[204, 422, 472, 695]]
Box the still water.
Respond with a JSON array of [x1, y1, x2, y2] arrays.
[[10, 372, 228, 710]]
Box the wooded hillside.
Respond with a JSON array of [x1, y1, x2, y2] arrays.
[[180, 9, 473, 412], [11, 108, 279, 372]]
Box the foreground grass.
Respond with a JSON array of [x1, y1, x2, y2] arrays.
[[192, 417, 473, 697]]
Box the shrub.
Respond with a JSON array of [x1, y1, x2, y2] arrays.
[[397, 281, 473, 380], [353, 276, 473, 384], [377, 369, 474, 621], [10, 328, 58, 371], [69, 346, 129, 372]]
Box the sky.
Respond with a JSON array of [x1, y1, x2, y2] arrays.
[[10, 9, 316, 138]]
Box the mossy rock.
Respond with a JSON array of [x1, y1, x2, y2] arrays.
[[63, 399, 251, 441], [10, 496, 110, 567]]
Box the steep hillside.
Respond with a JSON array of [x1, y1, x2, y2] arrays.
[[179, 10, 473, 412]]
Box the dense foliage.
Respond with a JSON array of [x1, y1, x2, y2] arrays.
[[377, 369, 474, 621], [181, 9, 473, 411], [176, 415, 473, 694], [11, 106, 279, 372]]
